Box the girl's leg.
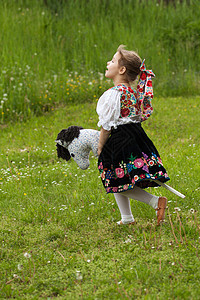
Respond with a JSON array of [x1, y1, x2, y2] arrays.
[[121, 186, 159, 209], [121, 186, 167, 225], [114, 193, 135, 224]]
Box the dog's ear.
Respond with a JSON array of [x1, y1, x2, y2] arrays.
[[56, 144, 71, 161]]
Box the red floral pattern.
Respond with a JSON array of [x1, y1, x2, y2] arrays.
[[111, 82, 154, 122]]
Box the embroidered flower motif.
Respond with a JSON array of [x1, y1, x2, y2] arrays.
[[105, 179, 110, 186], [142, 164, 149, 173], [140, 174, 146, 179], [134, 175, 139, 181], [121, 108, 130, 117], [98, 162, 103, 170], [115, 168, 124, 178], [158, 157, 163, 166], [134, 158, 144, 168], [147, 80, 152, 87], [140, 73, 147, 80], [127, 163, 133, 173], [112, 187, 118, 193], [101, 171, 106, 180], [106, 187, 111, 193], [148, 160, 154, 167], [106, 170, 115, 179], [123, 184, 129, 191]]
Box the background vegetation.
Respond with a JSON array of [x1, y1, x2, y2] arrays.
[[0, 0, 200, 123], [0, 0, 200, 298]]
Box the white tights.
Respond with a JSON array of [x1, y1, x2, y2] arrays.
[[114, 186, 159, 224]]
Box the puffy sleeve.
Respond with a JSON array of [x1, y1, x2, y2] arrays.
[[96, 89, 121, 131]]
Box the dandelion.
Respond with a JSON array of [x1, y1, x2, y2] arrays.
[[124, 238, 132, 244], [174, 207, 181, 211], [76, 270, 83, 280], [17, 264, 23, 271], [24, 252, 31, 258]]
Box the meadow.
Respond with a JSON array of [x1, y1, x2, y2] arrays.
[[0, 0, 200, 299], [0, 96, 200, 299]]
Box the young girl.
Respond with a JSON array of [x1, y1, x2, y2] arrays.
[[97, 45, 170, 225]]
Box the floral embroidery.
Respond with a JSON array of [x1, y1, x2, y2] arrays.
[[133, 158, 144, 168], [98, 152, 169, 193], [111, 84, 154, 122], [115, 168, 124, 178]]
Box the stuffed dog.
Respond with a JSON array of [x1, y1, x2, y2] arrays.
[[55, 126, 100, 170]]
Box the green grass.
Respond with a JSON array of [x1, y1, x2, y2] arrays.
[[0, 0, 200, 123], [0, 96, 199, 299]]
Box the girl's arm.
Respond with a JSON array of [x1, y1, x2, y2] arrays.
[[98, 127, 111, 156]]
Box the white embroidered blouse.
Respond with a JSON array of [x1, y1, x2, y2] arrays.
[[96, 88, 141, 131]]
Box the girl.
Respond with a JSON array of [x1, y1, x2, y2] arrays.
[[97, 45, 170, 225]]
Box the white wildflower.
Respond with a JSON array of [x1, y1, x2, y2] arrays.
[[76, 270, 83, 280], [174, 207, 181, 211], [124, 238, 132, 244], [17, 264, 23, 271], [24, 252, 31, 258]]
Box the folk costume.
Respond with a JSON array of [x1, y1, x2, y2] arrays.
[[97, 60, 170, 194]]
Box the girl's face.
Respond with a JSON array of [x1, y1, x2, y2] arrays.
[[105, 51, 122, 80]]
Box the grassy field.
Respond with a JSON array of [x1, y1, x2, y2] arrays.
[[0, 0, 200, 298], [0, 0, 200, 123], [0, 95, 199, 299]]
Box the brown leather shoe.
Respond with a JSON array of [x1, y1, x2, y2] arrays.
[[155, 197, 167, 225]]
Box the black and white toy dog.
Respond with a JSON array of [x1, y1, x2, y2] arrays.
[[55, 126, 100, 170]]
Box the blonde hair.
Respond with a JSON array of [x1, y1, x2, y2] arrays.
[[117, 45, 142, 82]]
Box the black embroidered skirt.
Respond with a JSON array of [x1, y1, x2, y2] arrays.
[[98, 123, 170, 193]]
